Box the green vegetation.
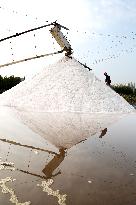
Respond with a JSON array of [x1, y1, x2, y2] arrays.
[[112, 83, 136, 105], [0, 75, 24, 94]]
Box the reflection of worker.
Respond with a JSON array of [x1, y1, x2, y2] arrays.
[[42, 148, 66, 179], [104, 72, 111, 86], [99, 128, 107, 138]]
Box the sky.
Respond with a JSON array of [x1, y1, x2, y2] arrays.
[[0, 0, 136, 84]]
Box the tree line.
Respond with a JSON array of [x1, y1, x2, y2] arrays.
[[112, 83, 136, 104], [0, 75, 25, 94]]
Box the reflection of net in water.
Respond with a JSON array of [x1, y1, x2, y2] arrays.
[[11, 112, 126, 149], [0, 111, 115, 180], [0, 110, 121, 180]]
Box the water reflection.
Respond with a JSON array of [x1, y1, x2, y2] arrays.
[[0, 138, 67, 204], [15, 111, 124, 149], [0, 138, 66, 180], [99, 128, 107, 138], [42, 148, 66, 178], [0, 108, 135, 205], [37, 178, 67, 205], [0, 138, 57, 155], [0, 110, 126, 182], [17, 149, 66, 180], [0, 177, 31, 205]]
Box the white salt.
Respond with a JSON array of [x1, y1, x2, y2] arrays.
[[0, 56, 134, 113]]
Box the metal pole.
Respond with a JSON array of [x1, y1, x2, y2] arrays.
[[0, 23, 53, 43]]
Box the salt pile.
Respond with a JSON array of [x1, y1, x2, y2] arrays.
[[0, 56, 134, 148], [0, 56, 134, 113]]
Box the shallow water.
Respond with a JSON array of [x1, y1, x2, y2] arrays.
[[0, 108, 136, 205]]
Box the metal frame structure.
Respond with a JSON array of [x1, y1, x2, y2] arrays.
[[0, 21, 72, 69]]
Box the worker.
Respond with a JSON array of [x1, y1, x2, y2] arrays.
[[104, 72, 111, 86]]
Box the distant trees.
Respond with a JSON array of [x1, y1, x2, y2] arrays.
[[0, 75, 24, 93], [112, 83, 136, 104], [112, 84, 135, 95]]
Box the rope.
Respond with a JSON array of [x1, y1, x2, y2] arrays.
[[0, 49, 64, 68]]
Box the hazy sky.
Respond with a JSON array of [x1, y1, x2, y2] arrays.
[[0, 0, 136, 84]]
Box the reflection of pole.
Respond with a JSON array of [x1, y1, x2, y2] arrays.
[[0, 139, 66, 180], [16, 148, 66, 180], [0, 138, 57, 155], [17, 169, 47, 180], [42, 148, 66, 178]]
